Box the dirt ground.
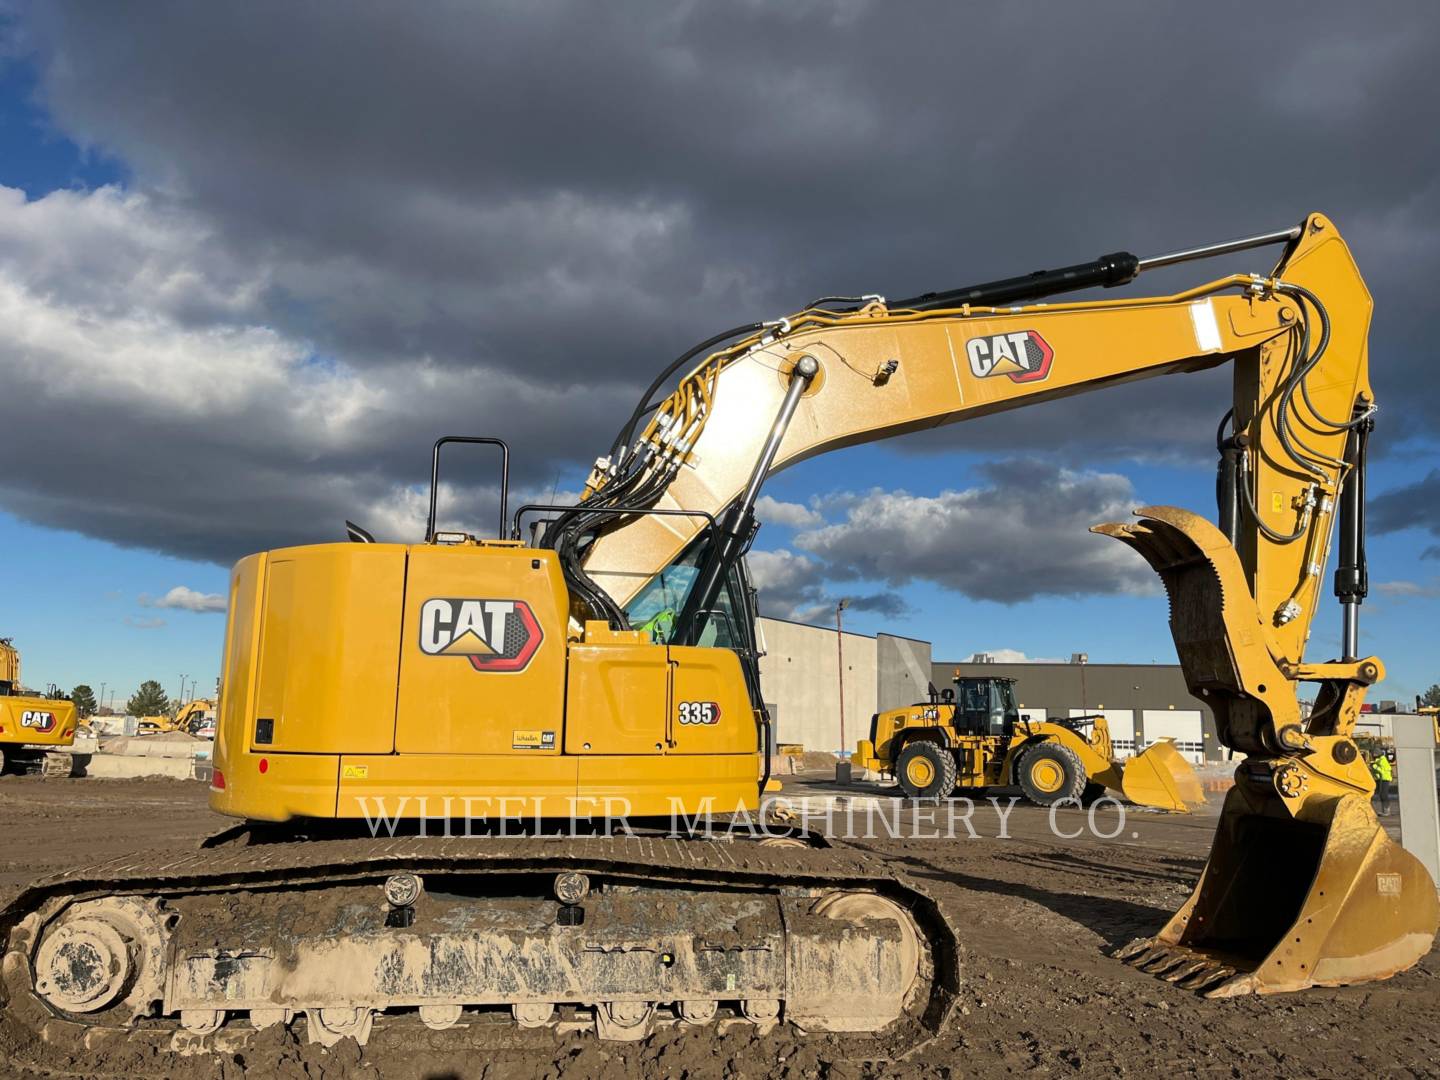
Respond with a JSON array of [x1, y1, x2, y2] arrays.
[[0, 774, 1436, 1079]]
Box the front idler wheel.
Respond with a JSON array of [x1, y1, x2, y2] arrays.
[[30, 897, 167, 1022]]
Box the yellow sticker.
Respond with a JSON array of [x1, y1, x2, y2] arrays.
[[342, 764, 369, 780], [512, 730, 556, 750], [1271, 492, 1285, 513]]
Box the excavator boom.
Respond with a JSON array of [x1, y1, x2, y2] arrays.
[[556, 212, 1436, 994]]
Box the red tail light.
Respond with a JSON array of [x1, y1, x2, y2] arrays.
[[210, 769, 226, 791]]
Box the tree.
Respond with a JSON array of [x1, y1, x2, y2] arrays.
[[71, 684, 97, 719], [1420, 685, 1440, 709], [126, 681, 170, 718]]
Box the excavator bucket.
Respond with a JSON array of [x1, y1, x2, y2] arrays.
[[1118, 741, 1205, 812], [1120, 778, 1438, 995], [1095, 506, 1439, 994]]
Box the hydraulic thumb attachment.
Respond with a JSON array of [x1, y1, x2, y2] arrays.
[[1094, 507, 1438, 996]]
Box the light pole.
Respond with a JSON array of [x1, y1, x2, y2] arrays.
[[836, 598, 850, 758]]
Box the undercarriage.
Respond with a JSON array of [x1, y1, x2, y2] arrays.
[[0, 831, 959, 1068]]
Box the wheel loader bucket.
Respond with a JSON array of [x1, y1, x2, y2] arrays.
[[1118, 741, 1205, 812], [1119, 778, 1439, 996]]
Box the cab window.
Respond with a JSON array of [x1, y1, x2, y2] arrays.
[[625, 541, 704, 644]]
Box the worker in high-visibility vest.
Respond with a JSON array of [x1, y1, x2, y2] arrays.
[[1371, 750, 1394, 817]]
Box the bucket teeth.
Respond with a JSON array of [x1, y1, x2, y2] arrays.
[[1187, 966, 1236, 993], [1165, 961, 1210, 985], [1202, 971, 1254, 999], [1114, 938, 1239, 994], [1114, 938, 1153, 961], [1141, 950, 1184, 973]]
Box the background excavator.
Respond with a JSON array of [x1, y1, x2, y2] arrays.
[[0, 637, 77, 777], [4, 213, 1435, 1060], [137, 698, 217, 737], [857, 673, 1205, 811]]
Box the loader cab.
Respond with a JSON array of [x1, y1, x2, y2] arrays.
[[952, 676, 1020, 738]]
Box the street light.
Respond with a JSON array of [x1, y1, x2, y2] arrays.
[[836, 598, 850, 758]]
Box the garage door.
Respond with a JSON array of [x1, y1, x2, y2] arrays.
[[1071, 709, 1136, 758], [1141, 710, 1205, 765]]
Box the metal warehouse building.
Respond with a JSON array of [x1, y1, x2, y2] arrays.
[[757, 616, 1222, 763]]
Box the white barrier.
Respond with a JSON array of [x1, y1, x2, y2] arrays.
[[1394, 714, 1440, 885]]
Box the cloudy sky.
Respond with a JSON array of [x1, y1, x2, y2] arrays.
[[1, 2, 1437, 706]]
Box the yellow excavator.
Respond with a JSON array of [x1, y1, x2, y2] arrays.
[[0, 637, 77, 777], [857, 673, 1205, 811], [137, 698, 217, 736], [4, 213, 1435, 1063]]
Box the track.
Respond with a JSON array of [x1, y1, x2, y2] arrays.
[[0, 830, 959, 1076]]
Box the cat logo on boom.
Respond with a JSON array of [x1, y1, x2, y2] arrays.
[[965, 330, 1054, 383], [418, 598, 544, 672]]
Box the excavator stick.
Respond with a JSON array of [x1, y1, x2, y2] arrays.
[[1095, 506, 1439, 995], [1118, 741, 1205, 813]]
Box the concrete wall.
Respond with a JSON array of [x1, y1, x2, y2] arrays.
[[938, 660, 1224, 762], [757, 617, 876, 753], [877, 633, 933, 713]]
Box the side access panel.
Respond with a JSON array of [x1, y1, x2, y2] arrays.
[[252, 544, 406, 754], [564, 640, 669, 756], [395, 545, 568, 755]]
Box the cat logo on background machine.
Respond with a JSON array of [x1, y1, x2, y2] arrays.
[[20, 710, 56, 733], [418, 598, 543, 672], [965, 329, 1053, 383]]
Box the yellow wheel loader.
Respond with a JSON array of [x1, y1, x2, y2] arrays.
[[857, 675, 1205, 811], [3, 214, 1434, 1068], [0, 637, 77, 778]]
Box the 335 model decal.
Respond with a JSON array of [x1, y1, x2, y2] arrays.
[[419, 598, 543, 672], [677, 700, 721, 726]]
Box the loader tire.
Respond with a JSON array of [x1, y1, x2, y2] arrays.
[[1017, 743, 1087, 806], [896, 741, 957, 801]]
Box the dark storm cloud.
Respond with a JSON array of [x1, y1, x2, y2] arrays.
[[1373, 468, 1440, 559], [1, 1, 1437, 563], [791, 460, 1156, 603], [746, 548, 905, 625]]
